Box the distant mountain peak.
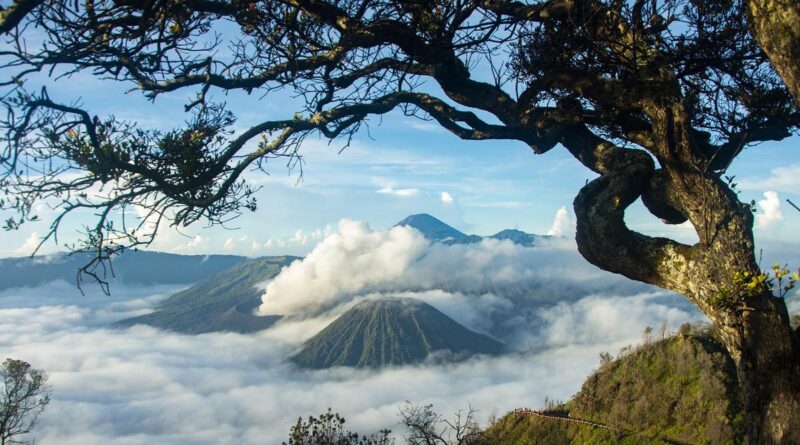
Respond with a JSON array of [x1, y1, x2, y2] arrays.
[[492, 229, 527, 237], [490, 229, 548, 247], [394, 214, 548, 247], [113, 256, 297, 334], [394, 214, 467, 241], [292, 297, 504, 369]]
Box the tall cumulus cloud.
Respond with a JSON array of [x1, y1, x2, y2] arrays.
[[16, 218, 794, 443]]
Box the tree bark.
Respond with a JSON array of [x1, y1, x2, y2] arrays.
[[564, 118, 800, 444], [748, 0, 800, 105], [731, 293, 800, 444]]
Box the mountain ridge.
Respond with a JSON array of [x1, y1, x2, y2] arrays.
[[108, 215, 546, 335], [394, 213, 468, 241], [490, 229, 547, 247], [292, 297, 505, 369], [0, 250, 247, 291], [1, 214, 552, 335], [395, 213, 548, 246], [113, 256, 299, 333]]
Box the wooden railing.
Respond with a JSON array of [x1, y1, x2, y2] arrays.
[[511, 408, 621, 432], [510, 408, 693, 445]]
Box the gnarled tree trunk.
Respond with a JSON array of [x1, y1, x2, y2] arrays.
[[563, 114, 800, 444], [748, 0, 800, 105]]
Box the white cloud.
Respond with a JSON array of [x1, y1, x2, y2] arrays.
[[739, 164, 800, 194], [14, 232, 42, 255], [259, 220, 428, 315], [404, 120, 445, 133], [537, 292, 694, 348], [311, 226, 333, 239], [259, 227, 332, 253], [223, 238, 236, 251], [547, 206, 576, 237], [258, 219, 658, 318], [377, 187, 420, 197], [35, 203, 800, 445], [0, 276, 700, 445], [440, 191, 455, 205], [161, 234, 210, 254], [756, 191, 784, 229], [289, 229, 308, 246], [19, 203, 791, 445]]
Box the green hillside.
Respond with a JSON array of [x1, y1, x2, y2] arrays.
[[114, 256, 299, 333], [481, 329, 742, 445], [292, 297, 505, 368], [481, 412, 642, 444]]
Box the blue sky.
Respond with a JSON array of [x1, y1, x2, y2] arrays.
[[1, 49, 799, 258]]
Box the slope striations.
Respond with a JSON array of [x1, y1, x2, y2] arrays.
[[292, 297, 504, 369], [114, 256, 299, 333]]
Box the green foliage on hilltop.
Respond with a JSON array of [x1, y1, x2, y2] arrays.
[[481, 327, 743, 445], [284, 409, 393, 445], [478, 412, 638, 445], [571, 330, 742, 444], [1, 358, 51, 445]]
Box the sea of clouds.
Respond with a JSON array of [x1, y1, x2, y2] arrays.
[[2, 220, 798, 444]]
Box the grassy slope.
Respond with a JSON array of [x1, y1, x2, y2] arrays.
[[114, 256, 298, 333], [481, 331, 743, 445], [481, 412, 640, 444], [292, 298, 505, 368]]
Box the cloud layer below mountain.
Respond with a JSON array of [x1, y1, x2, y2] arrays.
[[1, 282, 700, 445], [3, 221, 798, 444]]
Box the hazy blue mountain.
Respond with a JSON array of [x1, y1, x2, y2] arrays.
[[490, 229, 548, 247], [0, 250, 247, 291], [114, 256, 299, 333], [394, 214, 546, 247], [292, 297, 504, 369], [449, 234, 484, 245], [395, 214, 468, 241]]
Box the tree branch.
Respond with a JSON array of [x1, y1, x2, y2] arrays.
[[0, 0, 44, 34], [563, 124, 695, 291]]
